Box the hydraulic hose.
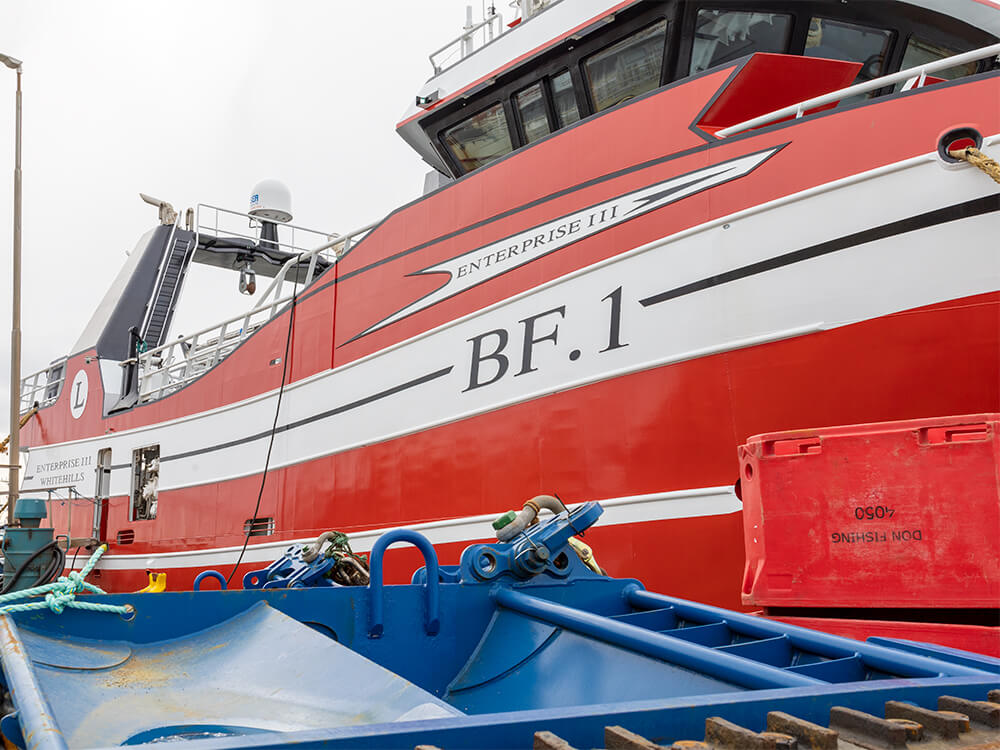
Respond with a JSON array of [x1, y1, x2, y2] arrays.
[[1, 540, 65, 594], [496, 495, 567, 542]]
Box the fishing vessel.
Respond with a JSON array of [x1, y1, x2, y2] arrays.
[[11, 0, 1000, 598]]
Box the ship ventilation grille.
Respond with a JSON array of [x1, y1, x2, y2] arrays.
[[243, 517, 275, 537], [116, 529, 135, 545]]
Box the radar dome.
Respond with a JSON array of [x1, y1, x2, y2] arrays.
[[248, 179, 293, 223]]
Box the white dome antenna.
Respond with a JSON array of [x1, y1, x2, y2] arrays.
[[248, 179, 293, 223]]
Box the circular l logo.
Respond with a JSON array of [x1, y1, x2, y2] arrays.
[[69, 370, 89, 420]]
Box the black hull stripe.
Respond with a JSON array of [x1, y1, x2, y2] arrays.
[[640, 194, 1000, 308], [105, 195, 998, 469], [108, 366, 454, 468]]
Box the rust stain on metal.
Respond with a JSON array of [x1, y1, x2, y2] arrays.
[[0, 617, 23, 657]]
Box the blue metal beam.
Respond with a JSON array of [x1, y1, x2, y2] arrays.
[[493, 588, 822, 690], [0, 616, 67, 750], [625, 588, 997, 679]]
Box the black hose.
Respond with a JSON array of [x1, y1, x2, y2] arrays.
[[1, 540, 65, 594], [38, 543, 66, 587], [226, 287, 298, 586]]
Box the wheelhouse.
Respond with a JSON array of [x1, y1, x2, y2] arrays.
[[402, 0, 999, 180]]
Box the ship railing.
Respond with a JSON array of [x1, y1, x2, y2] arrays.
[[6, 485, 102, 550], [18, 358, 66, 414], [134, 218, 377, 404], [194, 203, 336, 262], [430, 9, 505, 74], [249, 219, 378, 318], [716, 42, 1000, 138], [428, 0, 562, 74]]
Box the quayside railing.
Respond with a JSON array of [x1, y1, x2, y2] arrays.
[[716, 42, 1000, 138]]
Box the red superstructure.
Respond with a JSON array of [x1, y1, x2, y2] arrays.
[[12, 1, 1000, 607]]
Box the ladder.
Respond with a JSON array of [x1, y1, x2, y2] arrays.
[[141, 232, 194, 350]]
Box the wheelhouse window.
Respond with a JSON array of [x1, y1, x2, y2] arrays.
[[804, 17, 893, 82], [896, 37, 978, 89], [551, 70, 580, 127], [515, 83, 551, 144], [443, 102, 514, 173], [584, 19, 667, 112], [689, 10, 791, 74]]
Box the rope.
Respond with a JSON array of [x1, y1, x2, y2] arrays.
[[949, 146, 1000, 184], [0, 545, 133, 617]]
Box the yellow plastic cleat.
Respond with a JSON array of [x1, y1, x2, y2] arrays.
[[135, 570, 167, 593]]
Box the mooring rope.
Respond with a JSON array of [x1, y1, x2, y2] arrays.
[[949, 146, 1000, 184], [0, 544, 133, 617]]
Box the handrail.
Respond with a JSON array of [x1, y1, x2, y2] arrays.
[[131, 215, 376, 404], [138, 223, 180, 339], [716, 42, 1000, 138], [18, 359, 66, 413], [427, 0, 565, 75], [429, 12, 505, 74], [192, 570, 227, 591], [194, 203, 335, 256], [367, 529, 441, 638], [250, 219, 378, 316]]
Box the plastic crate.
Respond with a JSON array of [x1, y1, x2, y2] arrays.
[[739, 414, 999, 609]]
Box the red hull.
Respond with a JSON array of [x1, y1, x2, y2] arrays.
[[18, 54, 1000, 616], [63, 291, 999, 606]]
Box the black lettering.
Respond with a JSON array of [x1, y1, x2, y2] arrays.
[[567, 219, 582, 234], [465, 329, 510, 391], [600, 287, 628, 352], [457, 264, 469, 278], [516, 306, 566, 376], [913, 529, 922, 540], [73, 382, 85, 408]]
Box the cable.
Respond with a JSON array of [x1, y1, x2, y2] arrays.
[[226, 289, 298, 586], [1, 540, 65, 594], [38, 543, 66, 586]]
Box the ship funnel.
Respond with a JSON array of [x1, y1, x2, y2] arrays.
[[248, 179, 293, 223]]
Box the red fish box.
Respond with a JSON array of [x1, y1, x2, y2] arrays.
[[739, 414, 999, 609]]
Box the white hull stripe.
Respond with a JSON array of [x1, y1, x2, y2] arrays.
[[91, 486, 741, 571], [359, 147, 782, 336], [24, 141, 1000, 498]]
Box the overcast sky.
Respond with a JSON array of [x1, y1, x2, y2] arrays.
[[0, 0, 487, 457]]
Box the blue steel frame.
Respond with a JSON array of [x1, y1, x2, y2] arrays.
[[0, 507, 996, 750]]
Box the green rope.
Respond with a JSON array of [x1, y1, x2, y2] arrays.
[[0, 544, 133, 617]]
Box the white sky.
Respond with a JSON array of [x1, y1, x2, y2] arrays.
[[0, 0, 485, 443]]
